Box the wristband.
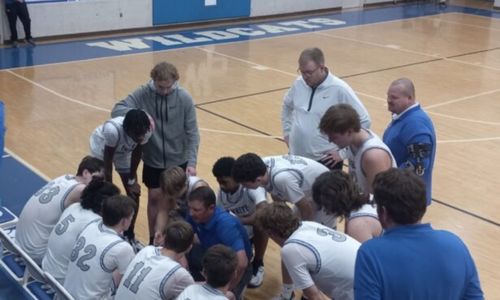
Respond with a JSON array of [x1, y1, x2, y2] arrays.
[[127, 178, 136, 185]]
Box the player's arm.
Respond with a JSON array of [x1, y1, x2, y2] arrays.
[[302, 285, 328, 300], [239, 202, 268, 225], [362, 148, 393, 194], [63, 183, 86, 208], [229, 249, 248, 291], [295, 197, 314, 221], [103, 145, 116, 182]]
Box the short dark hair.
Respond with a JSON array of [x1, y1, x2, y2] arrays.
[[188, 186, 216, 207], [212, 156, 235, 178], [80, 179, 120, 214], [163, 221, 194, 253], [202, 245, 237, 288], [312, 170, 362, 219], [232, 153, 267, 183], [76, 156, 104, 176], [123, 109, 151, 139], [102, 195, 137, 227], [373, 168, 426, 225], [319, 104, 361, 135], [255, 202, 300, 240]]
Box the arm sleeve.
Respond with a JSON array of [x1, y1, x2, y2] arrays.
[[218, 219, 245, 252], [354, 246, 382, 300], [281, 243, 316, 290], [102, 122, 120, 147], [183, 94, 200, 167], [111, 87, 144, 118], [248, 187, 267, 205], [281, 85, 295, 137], [398, 127, 434, 174], [463, 247, 484, 299], [337, 88, 372, 129]]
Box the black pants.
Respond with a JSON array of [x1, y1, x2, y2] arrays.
[[5, 1, 32, 42]]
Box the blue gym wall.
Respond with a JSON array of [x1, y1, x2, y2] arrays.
[[153, 0, 251, 25]]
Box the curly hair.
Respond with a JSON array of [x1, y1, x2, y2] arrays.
[[312, 170, 362, 220], [80, 179, 120, 214]]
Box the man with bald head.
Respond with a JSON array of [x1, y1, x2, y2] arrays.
[[281, 47, 371, 170], [383, 78, 436, 205]]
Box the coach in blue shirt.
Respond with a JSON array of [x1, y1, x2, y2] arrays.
[[186, 186, 252, 300], [383, 78, 436, 205], [354, 169, 483, 300]]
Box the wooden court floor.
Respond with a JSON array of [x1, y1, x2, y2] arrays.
[[1, 3, 500, 299]]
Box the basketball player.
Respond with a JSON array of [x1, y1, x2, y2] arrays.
[[90, 108, 154, 245], [319, 104, 396, 196], [153, 166, 207, 245], [42, 180, 120, 283], [177, 245, 237, 300], [15, 156, 104, 264], [212, 156, 268, 288], [115, 221, 195, 300], [232, 153, 335, 228], [256, 202, 360, 300], [63, 195, 137, 299], [312, 170, 381, 243]]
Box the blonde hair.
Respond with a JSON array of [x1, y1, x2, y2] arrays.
[[150, 62, 179, 82], [160, 166, 187, 197]]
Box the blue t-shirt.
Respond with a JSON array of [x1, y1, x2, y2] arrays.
[[383, 105, 436, 205], [354, 224, 483, 300], [187, 207, 252, 260]]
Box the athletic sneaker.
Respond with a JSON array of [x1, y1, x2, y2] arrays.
[[248, 266, 264, 288], [271, 292, 294, 300]]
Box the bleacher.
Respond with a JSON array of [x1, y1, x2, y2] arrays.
[[0, 206, 74, 300]]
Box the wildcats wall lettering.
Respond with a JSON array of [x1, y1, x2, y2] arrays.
[[86, 18, 347, 52]]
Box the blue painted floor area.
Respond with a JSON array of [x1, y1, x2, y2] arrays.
[[0, 154, 47, 216], [0, 267, 31, 300], [0, 153, 45, 299], [1, 4, 500, 69]]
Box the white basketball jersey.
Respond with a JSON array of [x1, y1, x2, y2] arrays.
[[64, 220, 135, 300], [347, 129, 396, 195], [282, 221, 360, 300], [16, 174, 80, 264], [217, 185, 266, 218], [263, 156, 336, 228], [263, 155, 328, 203], [42, 203, 101, 283], [89, 116, 152, 158], [348, 203, 378, 221], [176, 283, 228, 300], [115, 246, 194, 300]]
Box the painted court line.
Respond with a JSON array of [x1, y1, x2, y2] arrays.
[[5, 148, 51, 181], [6, 70, 111, 113]]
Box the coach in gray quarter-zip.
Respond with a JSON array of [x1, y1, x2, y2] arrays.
[[281, 47, 371, 170], [112, 62, 200, 245]]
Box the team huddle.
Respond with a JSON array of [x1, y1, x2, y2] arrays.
[[13, 48, 483, 300]]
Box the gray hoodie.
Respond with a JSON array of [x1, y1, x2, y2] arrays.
[[111, 80, 200, 169]]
